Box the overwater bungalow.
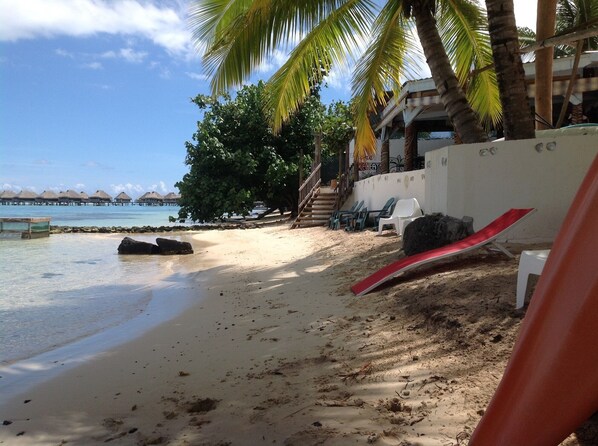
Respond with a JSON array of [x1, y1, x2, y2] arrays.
[[0, 190, 17, 205], [58, 190, 83, 205], [79, 191, 90, 204], [37, 190, 60, 205], [14, 190, 38, 205], [114, 192, 132, 205], [162, 192, 181, 206], [137, 191, 163, 206], [89, 190, 112, 205]]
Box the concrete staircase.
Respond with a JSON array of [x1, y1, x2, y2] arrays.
[[291, 187, 337, 228]]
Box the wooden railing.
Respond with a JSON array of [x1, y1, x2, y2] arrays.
[[297, 163, 322, 215], [335, 163, 355, 209]]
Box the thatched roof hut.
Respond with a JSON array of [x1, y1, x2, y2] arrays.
[[137, 191, 163, 205], [37, 190, 59, 204], [0, 190, 17, 203], [114, 192, 132, 203], [79, 191, 89, 203], [15, 190, 38, 202], [89, 190, 112, 204], [59, 190, 83, 203], [162, 192, 181, 205]]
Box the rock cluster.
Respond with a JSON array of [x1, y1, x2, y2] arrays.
[[402, 213, 474, 256], [117, 237, 194, 255]]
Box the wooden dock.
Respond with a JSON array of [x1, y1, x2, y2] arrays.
[[0, 217, 51, 239]]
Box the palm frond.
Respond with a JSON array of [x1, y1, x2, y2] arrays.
[[266, 0, 377, 131], [351, 1, 419, 159], [437, 0, 501, 127]]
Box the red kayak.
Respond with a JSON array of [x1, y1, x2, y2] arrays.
[[470, 154, 598, 445]]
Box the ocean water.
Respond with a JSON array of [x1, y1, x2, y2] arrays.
[[0, 204, 182, 227], [0, 206, 199, 379]]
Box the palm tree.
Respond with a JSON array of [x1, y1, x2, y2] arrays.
[[190, 0, 500, 160], [485, 0, 535, 139]]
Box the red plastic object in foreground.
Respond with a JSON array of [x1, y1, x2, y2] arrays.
[[470, 154, 598, 445], [351, 208, 535, 296]]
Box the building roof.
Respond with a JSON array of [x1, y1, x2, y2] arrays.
[[90, 190, 112, 200], [115, 192, 132, 200], [16, 190, 38, 200], [375, 52, 598, 132], [138, 191, 164, 200], [0, 190, 17, 199], [38, 190, 59, 200], [59, 190, 82, 200]]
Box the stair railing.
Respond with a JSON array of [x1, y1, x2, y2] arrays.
[[297, 163, 322, 216], [335, 163, 355, 209]]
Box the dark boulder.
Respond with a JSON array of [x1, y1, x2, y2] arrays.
[[156, 238, 194, 255], [402, 214, 474, 256], [117, 237, 160, 255]]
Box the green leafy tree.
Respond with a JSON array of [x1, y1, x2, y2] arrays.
[[189, 0, 500, 160], [176, 82, 320, 222]]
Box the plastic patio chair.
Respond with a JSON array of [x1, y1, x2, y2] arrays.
[[516, 249, 550, 309], [369, 197, 397, 227], [377, 198, 423, 236], [345, 207, 369, 232]]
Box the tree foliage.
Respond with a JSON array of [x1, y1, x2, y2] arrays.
[[189, 0, 500, 158], [176, 82, 325, 222]]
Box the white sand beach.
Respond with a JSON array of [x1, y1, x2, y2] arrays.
[[0, 225, 595, 445]]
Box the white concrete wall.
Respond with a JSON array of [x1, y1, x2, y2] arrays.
[[349, 170, 426, 212], [425, 134, 598, 242]]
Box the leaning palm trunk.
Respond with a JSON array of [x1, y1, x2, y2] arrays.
[[412, 4, 489, 143], [486, 0, 535, 139]]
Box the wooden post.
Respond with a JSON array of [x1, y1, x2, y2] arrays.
[[535, 0, 557, 130]]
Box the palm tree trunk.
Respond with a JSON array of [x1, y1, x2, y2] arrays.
[[485, 0, 535, 139], [535, 0, 558, 129], [411, 4, 489, 143]]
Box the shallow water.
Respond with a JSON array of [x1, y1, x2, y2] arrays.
[[0, 204, 182, 227], [0, 232, 193, 365]]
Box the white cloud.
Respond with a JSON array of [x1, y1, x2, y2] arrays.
[[0, 0, 195, 58], [2, 183, 22, 192], [256, 49, 288, 74], [83, 61, 103, 70], [110, 183, 145, 195], [150, 181, 168, 193], [185, 71, 209, 82], [101, 47, 147, 63], [55, 48, 74, 58], [75, 183, 86, 190]]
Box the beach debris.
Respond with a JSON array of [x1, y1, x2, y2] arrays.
[[187, 398, 219, 413], [16, 431, 25, 436], [339, 362, 373, 382], [178, 371, 190, 377], [2, 420, 13, 425]]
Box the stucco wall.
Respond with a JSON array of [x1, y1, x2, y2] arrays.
[[349, 170, 426, 212], [425, 134, 598, 242]]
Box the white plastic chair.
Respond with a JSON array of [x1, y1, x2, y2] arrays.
[[516, 249, 550, 309], [377, 198, 423, 236]]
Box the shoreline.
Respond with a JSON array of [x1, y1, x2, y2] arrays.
[[0, 249, 201, 405], [0, 226, 591, 445]]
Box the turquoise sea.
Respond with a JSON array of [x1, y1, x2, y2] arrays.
[[0, 205, 200, 402], [0, 204, 182, 227]]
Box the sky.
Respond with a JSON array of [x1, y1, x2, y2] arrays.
[[0, 1, 537, 198]]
